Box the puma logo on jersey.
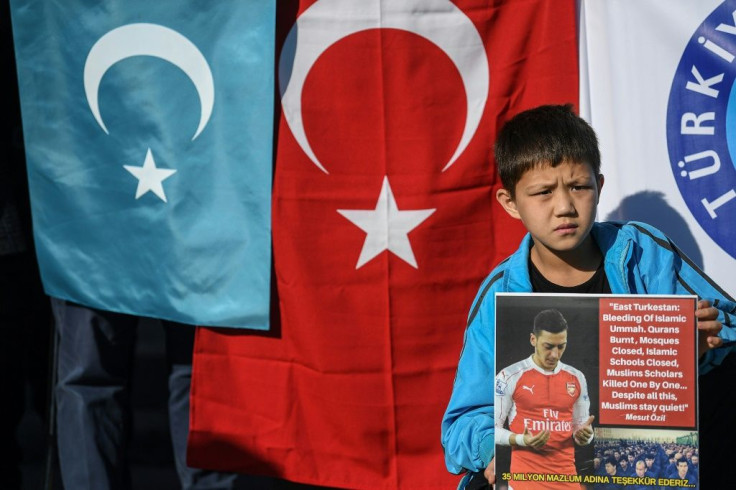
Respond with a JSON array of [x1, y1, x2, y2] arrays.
[[521, 385, 534, 395]]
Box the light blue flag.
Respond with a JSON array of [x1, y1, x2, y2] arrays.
[[10, 0, 275, 329]]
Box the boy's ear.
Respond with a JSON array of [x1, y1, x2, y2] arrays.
[[596, 174, 605, 202], [496, 188, 521, 219]]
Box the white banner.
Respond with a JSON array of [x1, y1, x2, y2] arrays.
[[580, 0, 736, 295]]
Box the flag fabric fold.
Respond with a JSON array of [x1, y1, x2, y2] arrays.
[[189, 1, 578, 488], [10, 0, 276, 328]]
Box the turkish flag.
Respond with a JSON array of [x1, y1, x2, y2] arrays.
[[188, 1, 578, 488]]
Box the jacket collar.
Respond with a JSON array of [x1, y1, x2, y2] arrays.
[[504, 222, 632, 294]]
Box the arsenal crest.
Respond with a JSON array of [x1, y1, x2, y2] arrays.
[[566, 382, 577, 397]]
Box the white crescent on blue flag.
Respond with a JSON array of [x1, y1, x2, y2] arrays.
[[9, 0, 275, 329]]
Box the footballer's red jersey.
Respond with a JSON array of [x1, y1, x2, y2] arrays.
[[495, 357, 590, 489]]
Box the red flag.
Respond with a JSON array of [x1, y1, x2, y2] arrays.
[[189, 1, 578, 488]]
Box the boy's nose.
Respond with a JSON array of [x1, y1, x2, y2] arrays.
[[553, 190, 575, 215]]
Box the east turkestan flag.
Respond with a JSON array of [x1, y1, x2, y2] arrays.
[[10, 0, 275, 328], [188, 1, 579, 488]]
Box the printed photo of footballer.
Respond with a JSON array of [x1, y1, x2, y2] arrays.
[[494, 293, 600, 490]]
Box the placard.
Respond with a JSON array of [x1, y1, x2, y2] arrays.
[[494, 293, 699, 489]]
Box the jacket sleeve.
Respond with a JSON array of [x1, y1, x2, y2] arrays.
[[626, 222, 736, 375], [440, 274, 499, 474], [675, 251, 736, 375]]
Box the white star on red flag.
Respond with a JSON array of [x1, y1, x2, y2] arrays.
[[338, 176, 435, 269]]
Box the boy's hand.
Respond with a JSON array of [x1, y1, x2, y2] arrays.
[[484, 457, 495, 487], [573, 415, 594, 445], [696, 300, 722, 359]]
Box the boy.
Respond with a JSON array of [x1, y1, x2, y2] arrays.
[[440, 105, 734, 488]]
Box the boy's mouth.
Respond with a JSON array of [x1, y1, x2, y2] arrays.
[[554, 223, 578, 233]]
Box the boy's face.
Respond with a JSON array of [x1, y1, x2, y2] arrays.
[[496, 160, 603, 258]]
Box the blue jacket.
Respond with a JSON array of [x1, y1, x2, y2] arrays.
[[441, 221, 736, 474]]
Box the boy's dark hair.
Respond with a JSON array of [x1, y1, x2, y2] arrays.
[[532, 309, 568, 335], [494, 104, 601, 196]]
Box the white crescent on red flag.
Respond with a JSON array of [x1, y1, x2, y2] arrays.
[[189, 1, 578, 488]]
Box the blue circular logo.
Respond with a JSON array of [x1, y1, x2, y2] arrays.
[[667, 1, 736, 260]]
